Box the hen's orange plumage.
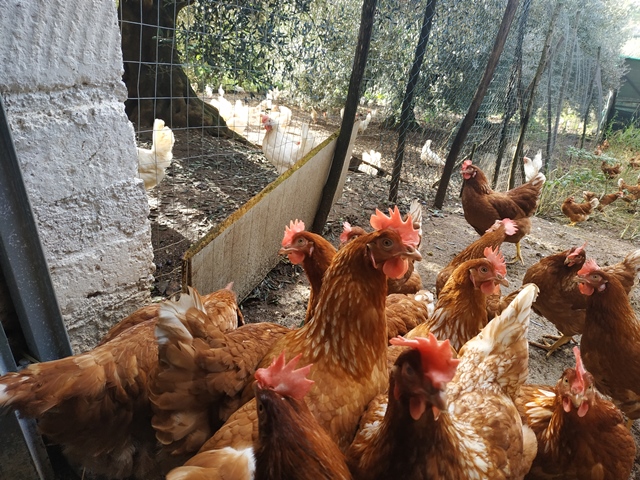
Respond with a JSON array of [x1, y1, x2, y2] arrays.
[[279, 220, 337, 323], [577, 258, 640, 420], [435, 217, 517, 295], [409, 247, 508, 351], [348, 285, 539, 479], [527, 246, 640, 357], [517, 347, 635, 479], [0, 286, 243, 480], [150, 291, 288, 457], [561, 196, 598, 226], [460, 159, 545, 263], [166, 211, 422, 479], [600, 161, 621, 179]]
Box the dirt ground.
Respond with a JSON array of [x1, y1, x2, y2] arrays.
[[143, 107, 640, 477]]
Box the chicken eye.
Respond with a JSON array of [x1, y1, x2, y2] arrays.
[[479, 266, 488, 274], [381, 238, 394, 249], [258, 403, 264, 413], [296, 238, 305, 245], [563, 377, 569, 385], [402, 362, 415, 378]]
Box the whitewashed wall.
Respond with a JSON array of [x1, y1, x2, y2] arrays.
[[0, 0, 154, 352]]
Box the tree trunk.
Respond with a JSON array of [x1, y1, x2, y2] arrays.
[[580, 47, 600, 149], [493, 0, 531, 189], [550, 11, 580, 161], [119, 0, 246, 142], [511, 1, 561, 179], [389, 0, 437, 204], [434, 0, 519, 209], [311, 0, 378, 233]]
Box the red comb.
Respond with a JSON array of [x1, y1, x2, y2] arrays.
[[462, 159, 472, 168], [339, 222, 352, 244], [369, 206, 420, 247], [572, 346, 587, 393], [569, 242, 587, 259], [282, 220, 305, 247], [483, 246, 506, 276], [255, 351, 314, 400], [500, 218, 518, 236], [390, 334, 459, 389], [577, 258, 599, 276]]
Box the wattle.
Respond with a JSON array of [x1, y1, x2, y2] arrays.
[[409, 396, 426, 420], [383, 257, 408, 279], [287, 252, 305, 265], [578, 282, 594, 296], [480, 280, 496, 295]]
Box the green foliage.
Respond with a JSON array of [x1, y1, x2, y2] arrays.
[[608, 124, 640, 152]]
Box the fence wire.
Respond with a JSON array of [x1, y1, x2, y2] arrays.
[[118, 0, 611, 295]]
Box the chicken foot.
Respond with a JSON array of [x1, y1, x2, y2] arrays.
[[508, 242, 525, 265], [529, 333, 574, 358]]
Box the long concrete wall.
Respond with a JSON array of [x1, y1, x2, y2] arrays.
[[0, 0, 154, 352], [184, 125, 359, 301]]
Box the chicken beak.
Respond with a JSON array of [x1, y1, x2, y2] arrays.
[[278, 246, 294, 256], [430, 390, 448, 416], [495, 273, 509, 287], [403, 246, 422, 262]]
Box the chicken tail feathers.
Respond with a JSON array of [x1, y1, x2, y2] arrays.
[[156, 287, 206, 346]]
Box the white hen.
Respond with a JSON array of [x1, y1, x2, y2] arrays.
[[359, 150, 381, 176], [420, 139, 445, 167], [523, 150, 543, 182], [261, 115, 316, 174], [137, 119, 175, 190]]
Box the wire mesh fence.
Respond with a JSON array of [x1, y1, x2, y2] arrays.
[[117, 0, 615, 295]]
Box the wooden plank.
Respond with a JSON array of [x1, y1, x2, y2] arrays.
[[184, 125, 359, 300]]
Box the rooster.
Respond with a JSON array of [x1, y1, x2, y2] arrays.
[[261, 115, 316, 174], [0, 286, 243, 480], [516, 346, 636, 480], [460, 159, 545, 264], [420, 139, 445, 167], [561, 195, 598, 226], [523, 150, 543, 182], [347, 285, 539, 479], [137, 118, 176, 190], [253, 352, 351, 480], [409, 246, 508, 351], [435, 218, 517, 296], [165, 208, 422, 479], [577, 258, 640, 423]]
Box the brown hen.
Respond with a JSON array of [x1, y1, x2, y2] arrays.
[[0, 286, 242, 480], [517, 347, 635, 480], [166, 208, 422, 479], [460, 159, 545, 263]]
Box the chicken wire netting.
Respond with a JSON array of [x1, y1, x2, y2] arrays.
[[117, 0, 613, 295]]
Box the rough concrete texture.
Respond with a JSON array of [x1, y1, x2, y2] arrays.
[[0, 0, 154, 352]]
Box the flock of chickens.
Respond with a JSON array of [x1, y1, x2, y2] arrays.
[[561, 141, 640, 226], [2, 145, 640, 479]]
